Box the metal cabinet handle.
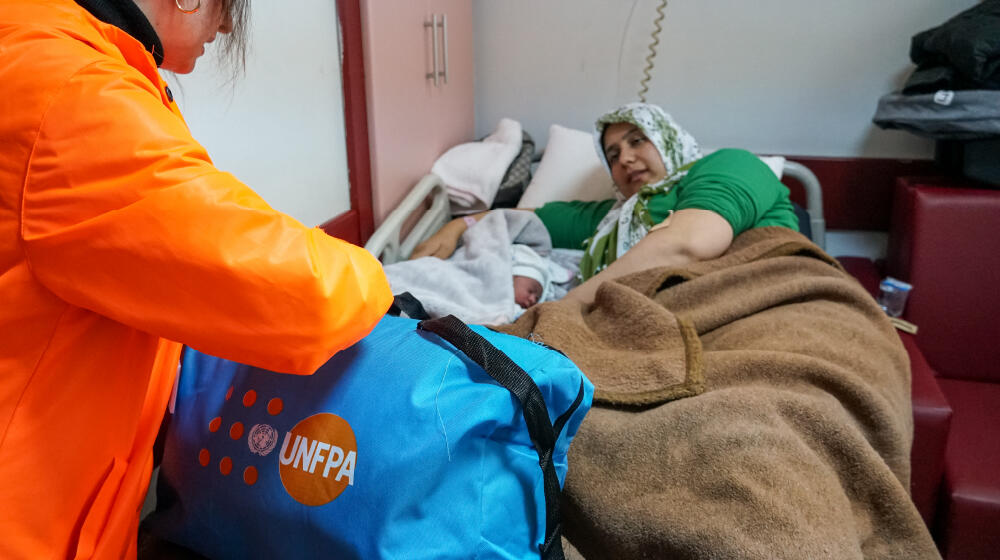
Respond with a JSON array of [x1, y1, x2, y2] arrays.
[[424, 14, 439, 86], [439, 14, 448, 84]]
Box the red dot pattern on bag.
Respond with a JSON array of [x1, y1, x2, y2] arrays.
[[199, 386, 357, 501], [267, 398, 283, 415], [200, 385, 282, 486]]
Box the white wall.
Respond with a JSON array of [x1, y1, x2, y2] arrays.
[[473, 0, 978, 258], [473, 0, 977, 158], [166, 0, 351, 228]]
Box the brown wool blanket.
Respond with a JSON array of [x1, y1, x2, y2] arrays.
[[495, 227, 940, 560]]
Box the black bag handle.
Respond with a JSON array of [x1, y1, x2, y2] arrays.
[[388, 292, 431, 320], [418, 315, 584, 560]]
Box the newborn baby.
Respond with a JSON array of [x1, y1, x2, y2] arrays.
[[511, 244, 554, 309], [513, 275, 543, 309]]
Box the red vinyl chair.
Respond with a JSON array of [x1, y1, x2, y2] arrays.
[[843, 177, 1000, 559]]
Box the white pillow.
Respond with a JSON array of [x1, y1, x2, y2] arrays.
[[515, 127, 788, 208], [515, 124, 614, 209], [701, 147, 785, 180], [759, 156, 786, 179]]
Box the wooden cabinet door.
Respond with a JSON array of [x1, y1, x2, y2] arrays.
[[361, 0, 475, 226]]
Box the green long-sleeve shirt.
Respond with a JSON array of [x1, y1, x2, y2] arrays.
[[534, 148, 798, 249]]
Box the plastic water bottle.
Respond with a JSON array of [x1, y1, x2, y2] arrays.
[[877, 277, 913, 318]]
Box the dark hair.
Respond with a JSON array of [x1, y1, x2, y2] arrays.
[[216, 0, 250, 77]]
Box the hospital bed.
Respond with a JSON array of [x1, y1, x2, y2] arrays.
[[143, 137, 935, 557], [353, 142, 940, 555], [364, 150, 826, 265]]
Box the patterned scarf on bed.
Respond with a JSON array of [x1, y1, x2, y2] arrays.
[[577, 103, 702, 281]]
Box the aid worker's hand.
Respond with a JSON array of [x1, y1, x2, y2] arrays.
[[409, 219, 466, 260]]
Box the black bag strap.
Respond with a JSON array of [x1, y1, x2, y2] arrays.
[[418, 315, 584, 560], [388, 292, 431, 320]]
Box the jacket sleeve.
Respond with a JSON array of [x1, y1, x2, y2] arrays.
[[21, 59, 392, 374]]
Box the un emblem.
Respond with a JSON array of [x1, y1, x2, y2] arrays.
[[248, 423, 278, 457]]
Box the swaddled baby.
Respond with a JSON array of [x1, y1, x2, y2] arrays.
[[384, 209, 574, 324], [511, 243, 572, 309]]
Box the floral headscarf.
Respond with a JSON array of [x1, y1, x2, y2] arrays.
[[578, 103, 702, 280]]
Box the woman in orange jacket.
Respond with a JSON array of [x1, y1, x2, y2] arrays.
[[0, 0, 393, 557]]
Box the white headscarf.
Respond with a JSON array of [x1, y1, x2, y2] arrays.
[[578, 103, 702, 280]]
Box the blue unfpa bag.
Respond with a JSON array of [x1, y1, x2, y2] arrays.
[[147, 315, 593, 559]]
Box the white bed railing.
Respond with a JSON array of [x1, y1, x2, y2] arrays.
[[364, 174, 451, 264], [364, 160, 826, 263], [781, 160, 826, 250]]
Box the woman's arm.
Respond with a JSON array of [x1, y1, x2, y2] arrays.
[[562, 208, 733, 305], [22, 63, 393, 374], [410, 209, 537, 260], [409, 211, 489, 260], [412, 198, 619, 260]]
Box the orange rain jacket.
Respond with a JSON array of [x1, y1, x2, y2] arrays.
[[0, 1, 393, 557]]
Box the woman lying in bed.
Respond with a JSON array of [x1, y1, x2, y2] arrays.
[[410, 102, 799, 305]]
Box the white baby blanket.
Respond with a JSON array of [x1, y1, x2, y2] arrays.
[[384, 210, 562, 325]]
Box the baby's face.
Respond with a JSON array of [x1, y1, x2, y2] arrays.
[[513, 275, 543, 309]]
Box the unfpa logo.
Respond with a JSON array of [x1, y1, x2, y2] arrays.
[[199, 385, 358, 507], [278, 413, 357, 506]]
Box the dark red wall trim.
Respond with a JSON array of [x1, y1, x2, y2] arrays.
[[320, 209, 361, 246], [782, 156, 944, 231], [331, 0, 374, 245]]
